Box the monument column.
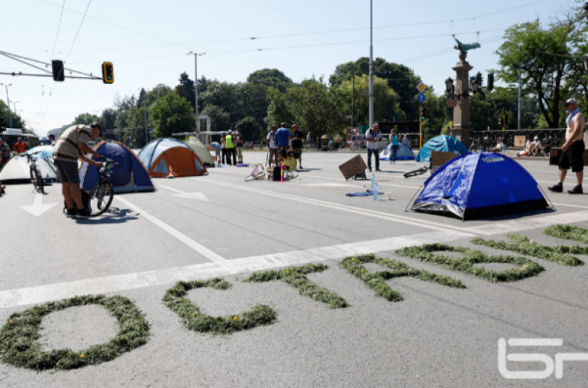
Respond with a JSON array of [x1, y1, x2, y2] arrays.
[[450, 52, 473, 147]]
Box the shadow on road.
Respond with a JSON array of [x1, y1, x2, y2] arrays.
[[74, 207, 138, 224]]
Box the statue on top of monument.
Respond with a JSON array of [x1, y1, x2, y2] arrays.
[[454, 38, 481, 53]]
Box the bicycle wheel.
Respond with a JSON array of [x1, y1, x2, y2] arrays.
[[30, 167, 39, 192], [35, 168, 45, 194], [88, 181, 114, 216]]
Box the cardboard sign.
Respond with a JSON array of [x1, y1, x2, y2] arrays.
[[339, 154, 367, 180], [514, 136, 526, 147]]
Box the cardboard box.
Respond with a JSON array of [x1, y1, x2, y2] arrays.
[[339, 154, 368, 180]]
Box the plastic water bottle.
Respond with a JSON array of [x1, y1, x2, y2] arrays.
[[373, 182, 379, 201], [371, 174, 375, 190]]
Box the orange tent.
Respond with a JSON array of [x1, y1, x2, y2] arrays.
[[137, 138, 207, 178]]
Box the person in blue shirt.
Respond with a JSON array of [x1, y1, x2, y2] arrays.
[[390, 129, 399, 164], [276, 122, 291, 155]]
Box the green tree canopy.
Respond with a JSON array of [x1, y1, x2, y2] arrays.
[[151, 92, 193, 138]]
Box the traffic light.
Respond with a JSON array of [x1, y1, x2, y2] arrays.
[[487, 73, 494, 92], [102, 62, 114, 84], [52, 60, 65, 81], [421, 106, 426, 121]]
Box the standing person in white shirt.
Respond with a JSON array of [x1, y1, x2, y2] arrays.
[[266, 125, 279, 168], [366, 123, 382, 172]]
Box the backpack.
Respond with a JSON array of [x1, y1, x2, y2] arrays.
[[272, 165, 281, 181]]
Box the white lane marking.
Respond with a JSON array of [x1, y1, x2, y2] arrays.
[[20, 192, 56, 217], [303, 173, 422, 190], [202, 178, 473, 234], [115, 196, 229, 267], [299, 183, 357, 188], [0, 230, 472, 309], [158, 184, 209, 201], [552, 202, 588, 210]]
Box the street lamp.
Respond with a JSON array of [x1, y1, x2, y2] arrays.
[[187, 51, 206, 138], [584, 56, 588, 72], [471, 79, 479, 94], [445, 77, 454, 95], [0, 83, 12, 127]]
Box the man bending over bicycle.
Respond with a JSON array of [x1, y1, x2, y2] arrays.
[[53, 122, 103, 217]]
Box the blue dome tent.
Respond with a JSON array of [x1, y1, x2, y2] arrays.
[[80, 141, 155, 193], [409, 152, 550, 220], [379, 143, 415, 161], [415, 135, 468, 162]]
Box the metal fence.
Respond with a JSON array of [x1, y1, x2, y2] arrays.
[[470, 129, 567, 150]]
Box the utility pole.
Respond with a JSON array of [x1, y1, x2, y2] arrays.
[[518, 45, 522, 131], [143, 98, 148, 146], [188, 52, 205, 138], [352, 63, 355, 130], [0, 83, 12, 127], [368, 0, 374, 128]]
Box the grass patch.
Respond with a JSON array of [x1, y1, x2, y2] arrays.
[[244, 264, 348, 309], [339, 254, 466, 302], [163, 278, 277, 335], [544, 225, 588, 245], [471, 234, 584, 266], [395, 244, 545, 283], [0, 295, 150, 371]]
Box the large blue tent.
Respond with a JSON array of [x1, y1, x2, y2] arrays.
[[415, 135, 468, 162], [409, 152, 549, 220], [80, 141, 155, 193], [379, 143, 415, 161]]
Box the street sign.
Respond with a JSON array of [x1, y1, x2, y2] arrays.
[[417, 93, 426, 104], [416, 81, 427, 93]]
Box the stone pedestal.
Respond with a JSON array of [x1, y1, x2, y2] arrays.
[[450, 52, 473, 147]]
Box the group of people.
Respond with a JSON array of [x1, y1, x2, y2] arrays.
[[266, 123, 305, 170], [209, 130, 245, 166], [365, 124, 411, 171], [517, 135, 543, 157]]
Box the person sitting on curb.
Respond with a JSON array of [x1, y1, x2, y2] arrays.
[[490, 137, 506, 153], [530, 136, 542, 156]]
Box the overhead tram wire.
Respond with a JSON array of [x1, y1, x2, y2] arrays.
[[65, 0, 92, 62], [50, 0, 66, 60], [55, 0, 543, 55]]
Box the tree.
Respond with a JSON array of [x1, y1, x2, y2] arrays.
[[421, 89, 450, 140], [235, 116, 262, 142], [175, 72, 195, 109], [246, 69, 293, 93], [200, 105, 230, 132], [71, 113, 99, 125], [496, 17, 588, 128], [330, 57, 421, 120], [200, 81, 244, 124], [266, 86, 296, 128], [151, 92, 193, 138], [336, 75, 402, 126]]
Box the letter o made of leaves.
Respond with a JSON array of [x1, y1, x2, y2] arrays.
[[0, 295, 150, 371], [163, 278, 277, 335]]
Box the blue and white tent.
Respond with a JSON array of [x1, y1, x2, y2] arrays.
[[80, 140, 155, 193], [409, 152, 550, 220], [380, 143, 415, 161], [415, 135, 468, 162]]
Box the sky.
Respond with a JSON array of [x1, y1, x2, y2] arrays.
[[0, 0, 579, 137]]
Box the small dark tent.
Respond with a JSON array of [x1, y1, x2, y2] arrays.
[[80, 141, 155, 193], [409, 152, 549, 220], [380, 143, 415, 161], [415, 135, 468, 162]]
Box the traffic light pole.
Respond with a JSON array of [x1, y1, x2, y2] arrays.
[[419, 104, 423, 149]]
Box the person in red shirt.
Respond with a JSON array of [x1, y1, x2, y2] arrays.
[[13, 137, 28, 154]]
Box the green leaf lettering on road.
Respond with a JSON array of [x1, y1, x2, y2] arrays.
[[471, 234, 584, 266], [339, 254, 466, 302], [0, 295, 150, 371], [544, 225, 588, 245], [163, 278, 277, 335], [244, 264, 348, 309], [395, 244, 544, 283]]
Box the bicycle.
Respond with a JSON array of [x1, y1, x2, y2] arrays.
[[25, 154, 45, 194], [244, 163, 270, 181], [63, 158, 120, 217]]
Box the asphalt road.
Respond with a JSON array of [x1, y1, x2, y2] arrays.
[[1, 150, 588, 387]]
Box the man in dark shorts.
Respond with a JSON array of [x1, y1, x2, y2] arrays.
[[549, 98, 585, 194], [53, 122, 103, 217], [291, 124, 304, 169]]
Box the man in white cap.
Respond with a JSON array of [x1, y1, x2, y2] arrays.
[[530, 135, 541, 156], [549, 98, 585, 194]]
